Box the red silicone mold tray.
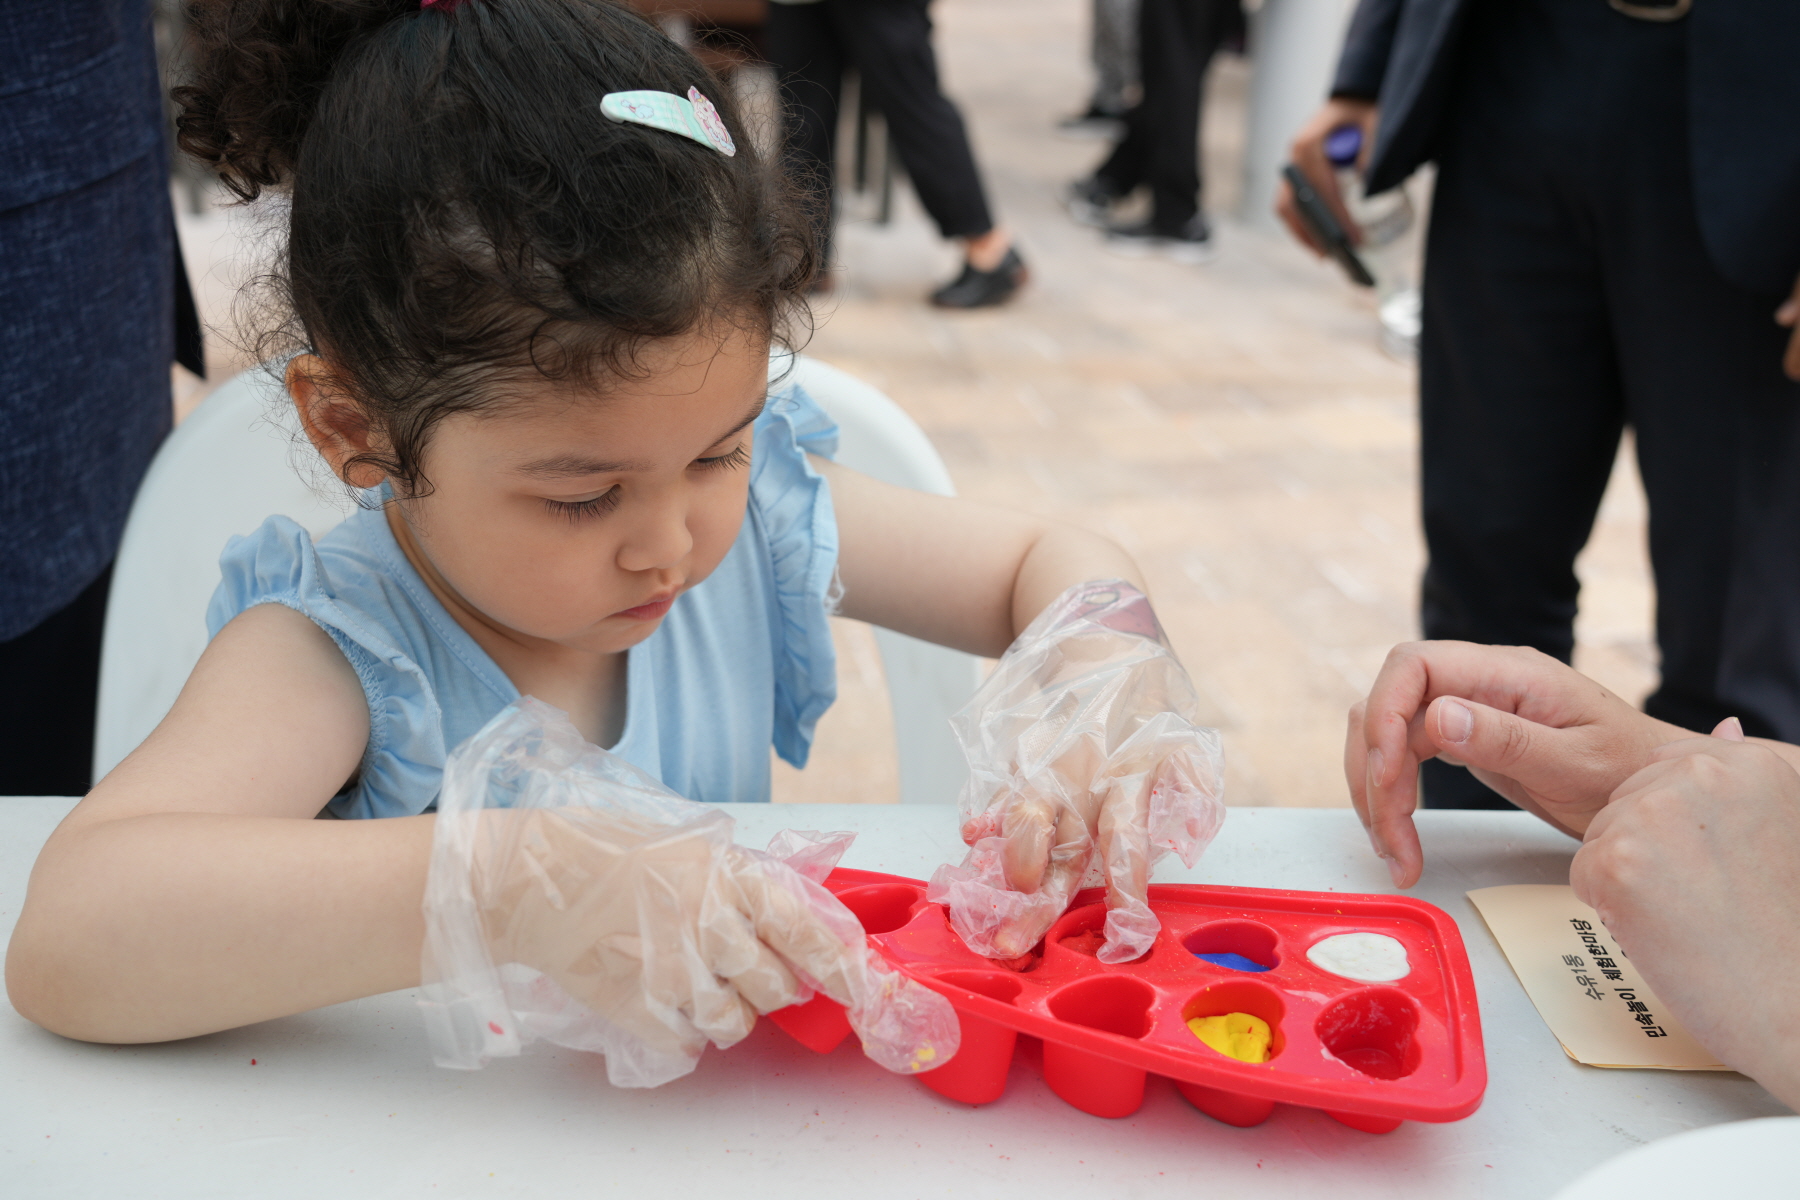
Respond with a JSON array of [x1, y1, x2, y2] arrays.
[[769, 869, 1486, 1133]]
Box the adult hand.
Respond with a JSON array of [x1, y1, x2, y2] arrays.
[[1776, 269, 1800, 381], [1275, 97, 1378, 253], [930, 582, 1225, 964], [1572, 734, 1800, 1109], [1345, 641, 1691, 887]]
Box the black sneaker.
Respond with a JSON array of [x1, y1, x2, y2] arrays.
[[1104, 214, 1216, 265], [1065, 176, 1125, 228], [929, 246, 1028, 309]]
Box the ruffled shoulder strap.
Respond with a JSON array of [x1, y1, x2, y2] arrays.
[[206, 513, 452, 819], [750, 382, 840, 768]]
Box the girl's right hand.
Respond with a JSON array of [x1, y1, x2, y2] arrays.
[[1346, 641, 1692, 887], [468, 805, 863, 1060], [423, 698, 958, 1087]]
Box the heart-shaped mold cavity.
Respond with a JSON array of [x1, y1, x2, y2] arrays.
[[1181, 980, 1287, 1062], [1048, 904, 1150, 963], [835, 884, 923, 935], [1315, 988, 1422, 1080], [1048, 904, 1107, 954], [1181, 920, 1279, 973], [1047, 975, 1158, 1039], [930, 970, 1025, 1004]]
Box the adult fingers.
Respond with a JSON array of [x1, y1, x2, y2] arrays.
[[1288, 123, 1360, 244], [1355, 651, 1435, 885], [1577, 736, 1725, 855], [1275, 178, 1327, 256], [1345, 700, 1372, 828], [1779, 272, 1800, 381], [1360, 643, 1437, 794], [1423, 694, 1545, 779], [1567, 756, 1670, 915], [1366, 770, 1423, 889]]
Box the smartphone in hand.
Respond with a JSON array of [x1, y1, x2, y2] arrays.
[[1281, 164, 1376, 288]]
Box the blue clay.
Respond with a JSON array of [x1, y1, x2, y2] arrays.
[[1197, 951, 1272, 973]]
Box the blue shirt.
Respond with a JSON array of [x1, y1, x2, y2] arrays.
[[205, 384, 839, 818]]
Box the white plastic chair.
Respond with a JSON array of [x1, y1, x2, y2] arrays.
[[779, 354, 984, 806], [94, 355, 981, 806], [92, 365, 348, 782]]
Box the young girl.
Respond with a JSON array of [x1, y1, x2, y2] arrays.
[[6, 0, 1218, 1066]]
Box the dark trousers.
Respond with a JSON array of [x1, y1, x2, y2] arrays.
[[0, 565, 111, 795], [1093, 0, 1231, 231], [767, 0, 994, 267], [1419, 0, 1800, 807]]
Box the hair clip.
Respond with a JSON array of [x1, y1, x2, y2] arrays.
[[600, 88, 737, 157]]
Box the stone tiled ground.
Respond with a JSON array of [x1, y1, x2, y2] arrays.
[[172, 0, 1657, 809]]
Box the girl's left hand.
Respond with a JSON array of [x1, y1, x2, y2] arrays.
[[929, 582, 1225, 964], [1572, 733, 1800, 1109]]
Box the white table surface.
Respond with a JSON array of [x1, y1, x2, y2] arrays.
[[1, 799, 1788, 1199]]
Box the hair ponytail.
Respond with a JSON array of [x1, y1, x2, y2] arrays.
[[174, 0, 419, 201]]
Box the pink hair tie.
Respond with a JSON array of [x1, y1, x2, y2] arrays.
[[421, 0, 468, 10]]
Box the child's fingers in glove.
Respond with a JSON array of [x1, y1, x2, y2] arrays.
[[983, 793, 1100, 958], [726, 852, 867, 1006], [684, 978, 761, 1049], [1097, 770, 1152, 918], [1095, 770, 1157, 962], [694, 898, 809, 1014], [1033, 799, 1100, 908], [999, 787, 1062, 894]]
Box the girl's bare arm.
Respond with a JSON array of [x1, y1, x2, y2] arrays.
[[4, 603, 432, 1043], [819, 460, 1145, 656]]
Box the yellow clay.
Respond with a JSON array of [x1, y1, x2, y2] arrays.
[[1187, 1012, 1272, 1063]]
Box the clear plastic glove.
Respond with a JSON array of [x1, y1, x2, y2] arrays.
[[420, 697, 958, 1087], [929, 580, 1226, 965]]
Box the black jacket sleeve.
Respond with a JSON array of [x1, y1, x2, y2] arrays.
[[1331, 0, 1404, 99]]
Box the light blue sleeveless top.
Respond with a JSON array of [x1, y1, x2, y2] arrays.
[[205, 384, 840, 819]]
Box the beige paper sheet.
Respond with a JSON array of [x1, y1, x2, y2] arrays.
[[1465, 884, 1727, 1071]]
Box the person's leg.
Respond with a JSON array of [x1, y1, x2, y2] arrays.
[[1414, 9, 1631, 808], [0, 565, 111, 795], [828, 0, 994, 243], [1593, 26, 1800, 741], [767, 1, 845, 272], [1137, 0, 1227, 231], [1092, 99, 1150, 197], [1091, 0, 1140, 116]]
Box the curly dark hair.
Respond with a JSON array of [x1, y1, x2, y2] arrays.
[[173, 0, 816, 496]]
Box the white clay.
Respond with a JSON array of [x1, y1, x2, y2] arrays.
[[1307, 932, 1410, 982]]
